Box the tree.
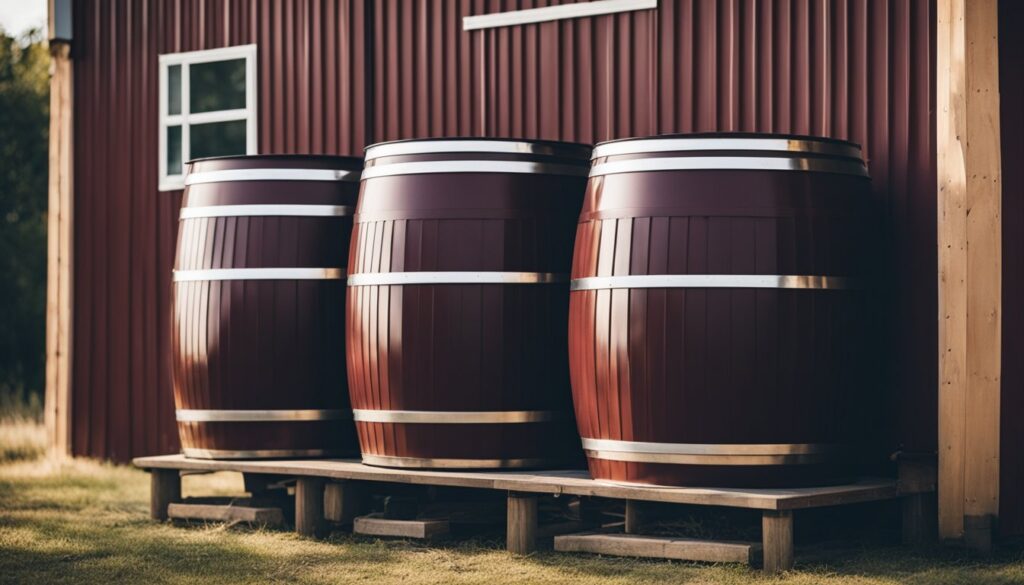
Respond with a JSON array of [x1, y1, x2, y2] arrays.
[[0, 27, 49, 417]]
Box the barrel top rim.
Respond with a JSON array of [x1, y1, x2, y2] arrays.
[[187, 153, 365, 166], [595, 132, 863, 150], [364, 137, 593, 162], [366, 136, 593, 151]]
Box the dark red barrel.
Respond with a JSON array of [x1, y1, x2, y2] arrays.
[[568, 134, 873, 487], [172, 155, 362, 459], [346, 138, 591, 469]]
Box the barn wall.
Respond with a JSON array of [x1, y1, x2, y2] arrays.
[[70, 0, 369, 460], [69, 0, 936, 462]]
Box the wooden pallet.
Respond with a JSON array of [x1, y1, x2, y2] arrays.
[[135, 454, 934, 572]]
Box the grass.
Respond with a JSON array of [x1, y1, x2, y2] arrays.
[[1, 421, 1024, 584]]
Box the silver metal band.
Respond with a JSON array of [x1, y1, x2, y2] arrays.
[[570, 274, 854, 291], [180, 205, 355, 219], [588, 156, 868, 177], [352, 409, 561, 424], [185, 168, 361, 185], [361, 161, 589, 180], [348, 271, 568, 286], [173, 268, 345, 282], [183, 447, 344, 459], [365, 139, 591, 161], [361, 454, 559, 469], [176, 409, 352, 422], [592, 137, 862, 159], [581, 438, 837, 466]]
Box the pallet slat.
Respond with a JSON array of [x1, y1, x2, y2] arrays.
[[554, 532, 761, 564]]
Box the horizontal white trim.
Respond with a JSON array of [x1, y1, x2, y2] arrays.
[[353, 409, 561, 424], [173, 268, 345, 281], [463, 0, 657, 31], [348, 271, 568, 286], [570, 274, 855, 291], [361, 160, 588, 179], [180, 205, 355, 219], [593, 137, 862, 159], [183, 447, 343, 459], [185, 168, 360, 185], [365, 139, 590, 161], [589, 156, 869, 177]]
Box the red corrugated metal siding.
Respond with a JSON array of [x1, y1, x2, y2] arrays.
[[378, 0, 937, 452], [999, 0, 1024, 537], [70, 0, 369, 460], [70, 0, 935, 462]]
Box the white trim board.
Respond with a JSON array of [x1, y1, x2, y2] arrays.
[[463, 0, 657, 31]]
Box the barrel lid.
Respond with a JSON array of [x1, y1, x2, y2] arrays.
[[364, 137, 593, 162], [592, 132, 863, 159], [185, 154, 365, 185]]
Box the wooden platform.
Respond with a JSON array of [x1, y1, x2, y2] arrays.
[[134, 454, 932, 573]]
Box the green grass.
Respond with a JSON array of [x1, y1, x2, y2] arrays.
[[1, 422, 1023, 584]]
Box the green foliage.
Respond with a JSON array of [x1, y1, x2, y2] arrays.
[[0, 27, 49, 419]]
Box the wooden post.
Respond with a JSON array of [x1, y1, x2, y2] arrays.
[[762, 510, 794, 573], [150, 469, 181, 521], [898, 456, 938, 545], [44, 39, 74, 459], [506, 492, 538, 554], [324, 481, 367, 524], [937, 0, 1002, 546], [295, 477, 326, 538], [624, 500, 643, 534]]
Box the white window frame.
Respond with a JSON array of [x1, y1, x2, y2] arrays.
[[158, 44, 258, 191]]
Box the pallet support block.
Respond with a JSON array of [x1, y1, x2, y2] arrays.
[[168, 502, 284, 527], [507, 491, 538, 554], [325, 481, 367, 524], [554, 532, 761, 564], [762, 510, 794, 572], [354, 513, 450, 539], [295, 477, 326, 538], [150, 469, 182, 521]]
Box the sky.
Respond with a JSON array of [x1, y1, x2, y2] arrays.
[[0, 0, 47, 36]]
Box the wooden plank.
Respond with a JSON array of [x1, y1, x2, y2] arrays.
[[132, 456, 903, 511], [168, 503, 284, 527], [295, 477, 326, 538], [936, 0, 1002, 542], [44, 40, 74, 458], [506, 492, 538, 554], [150, 469, 181, 521], [903, 492, 938, 545], [554, 532, 759, 565], [354, 513, 450, 539], [762, 510, 794, 573]]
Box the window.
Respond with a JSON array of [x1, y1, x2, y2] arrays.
[[158, 44, 257, 190]]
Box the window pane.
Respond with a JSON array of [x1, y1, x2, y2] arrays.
[[167, 125, 183, 175], [167, 64, 181, 115], [189, 120, 247, 159], [190, 58, 246, 113]]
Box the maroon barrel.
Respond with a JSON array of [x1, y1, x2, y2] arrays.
[[172, 155, 362, 459], [346, 138, 591, 469], [568, 134, 873, 487]]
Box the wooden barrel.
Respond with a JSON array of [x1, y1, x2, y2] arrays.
[[346, 138, 592, 469], [173, 155, 362, 459], [568, 134, 873, 487]]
